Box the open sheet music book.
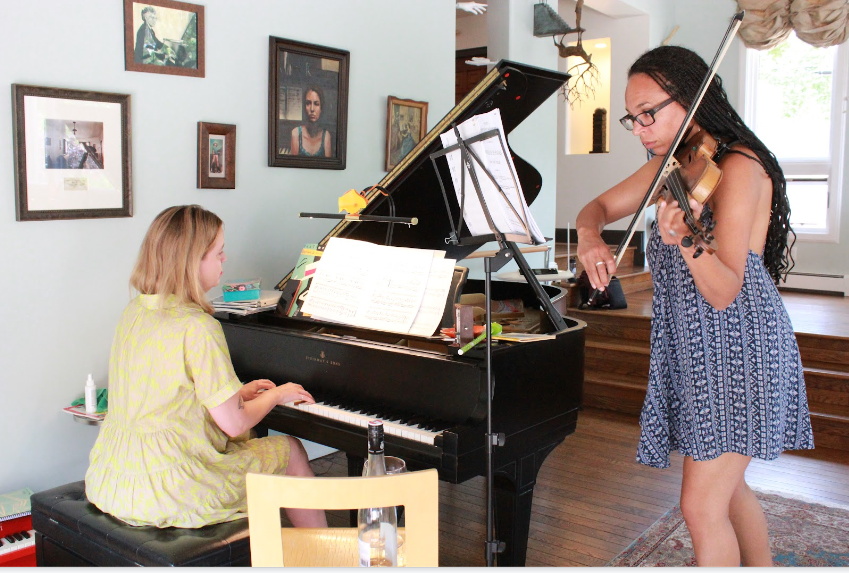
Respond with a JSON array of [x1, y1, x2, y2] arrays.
[[300, 237, 457, 337], [439, 108, 545, 245]]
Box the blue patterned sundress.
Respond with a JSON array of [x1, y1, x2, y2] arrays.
[[637, 207, 814, 468]]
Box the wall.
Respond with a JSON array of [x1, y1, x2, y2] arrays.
[[556, 0, 661, 232], [0, 0, 456, 494]]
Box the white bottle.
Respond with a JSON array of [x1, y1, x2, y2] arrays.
[[84, 374, 97, 414], [357, 420, 398, 567]]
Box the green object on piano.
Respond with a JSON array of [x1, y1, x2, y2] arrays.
[[71, 388, 108, 413], [0, 487, 33, 520]]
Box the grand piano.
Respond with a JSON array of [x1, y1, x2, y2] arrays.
[[218, 60, 586, 567]]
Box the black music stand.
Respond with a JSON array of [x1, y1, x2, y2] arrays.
[[430, 122, 567, 567]]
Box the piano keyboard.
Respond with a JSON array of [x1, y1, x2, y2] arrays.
[[0, 528, 34, 560], [284, 401, 447, 445]]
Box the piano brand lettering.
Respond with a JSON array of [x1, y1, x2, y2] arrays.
[[305, 350, 341, 367]]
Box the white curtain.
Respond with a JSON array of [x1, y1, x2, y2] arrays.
[[737, 0, 849, 49]]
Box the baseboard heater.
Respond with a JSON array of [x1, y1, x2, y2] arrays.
[[779, 272, 847, 296]]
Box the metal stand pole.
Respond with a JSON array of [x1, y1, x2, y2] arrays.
[[484, 256, 505, 566]]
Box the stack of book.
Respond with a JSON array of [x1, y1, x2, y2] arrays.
[[212, 290, 282, 316]]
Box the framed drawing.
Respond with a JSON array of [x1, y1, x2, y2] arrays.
[[385, 96, 428, 171], [268, 36, 349, 170], [197, 122, 236, 189], [12, 84, 132, 222], [123, 0, 205, 78]]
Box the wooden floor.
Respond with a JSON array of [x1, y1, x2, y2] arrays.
[[310, 407, 849, 567]]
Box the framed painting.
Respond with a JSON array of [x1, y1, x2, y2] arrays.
[[197, 122, 236, 189], [123, 0, 205, 78], [12, 84, 132, 222], [268, 36, 349, 170], [385, 96, 428, 171]]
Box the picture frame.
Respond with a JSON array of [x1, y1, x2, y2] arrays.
[[268, 36, 349, 170], [123, 0, 205, 78], [197, 122, 236, 189], [385, 96, 428, 171], [12, 84, 132, 222]]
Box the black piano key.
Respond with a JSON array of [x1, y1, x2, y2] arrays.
[[21, 530, 31, 539], [12, 532, 23, 541]]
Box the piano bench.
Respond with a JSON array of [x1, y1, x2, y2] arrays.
[[30, 481, 250, 566]]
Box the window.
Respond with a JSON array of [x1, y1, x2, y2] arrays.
[[742, 32, 847, 241]]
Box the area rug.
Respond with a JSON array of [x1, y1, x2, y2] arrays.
[[608, 490, 849, 566]]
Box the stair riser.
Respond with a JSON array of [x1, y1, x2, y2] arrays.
[[796, 333, 849, 373], [583, 382, 646, 416], [586, 353, 649, 378], [805, 371, 849, 409], [810, 415, 849, 452]]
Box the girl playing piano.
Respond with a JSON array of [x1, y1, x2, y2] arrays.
[[85, 205, 326, 529]]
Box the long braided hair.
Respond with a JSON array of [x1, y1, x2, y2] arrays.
[[629, 45, 794, 283]]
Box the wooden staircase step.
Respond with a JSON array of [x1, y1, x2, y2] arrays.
[[796, 333, 849, 373], [805, 368, 849, 409], [810, 410, 849, 451], [582, 376, 647, 416]]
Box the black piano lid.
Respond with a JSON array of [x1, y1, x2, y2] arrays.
[[276, 60, 569, 290]]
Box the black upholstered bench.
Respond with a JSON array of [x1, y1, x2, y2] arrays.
[[31, 481, 251, 566]]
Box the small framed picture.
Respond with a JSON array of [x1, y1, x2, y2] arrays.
[[12, 84, 132, 221], [123, 0, 205, 78], [197, 122, 236, 189], [268, 36, 349, 170], [385, 96, 428, 171]]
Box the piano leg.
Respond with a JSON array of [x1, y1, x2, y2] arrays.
[[492, 442, 558, 567]]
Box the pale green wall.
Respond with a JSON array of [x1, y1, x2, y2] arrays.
[[0, 0, 456, 493]]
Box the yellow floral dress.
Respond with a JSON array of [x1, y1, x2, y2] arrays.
[[85, 294, 291, 528]]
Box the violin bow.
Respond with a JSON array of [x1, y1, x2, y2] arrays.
[[588, 11, 744, 304]]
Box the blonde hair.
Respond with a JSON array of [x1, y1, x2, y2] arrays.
[[130, 205, 223, 314]]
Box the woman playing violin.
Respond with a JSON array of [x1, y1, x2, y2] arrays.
[[576, 45, 813, 567]]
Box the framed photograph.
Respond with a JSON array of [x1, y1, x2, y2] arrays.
[[385, 96, 428, 171], [12, 84, 132, 222], [123, 0, 205, 78], [197, 122, 236, 189], [268, 36, 349, 170]]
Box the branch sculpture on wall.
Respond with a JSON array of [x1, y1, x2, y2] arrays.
[[553, 0, 600, 108]]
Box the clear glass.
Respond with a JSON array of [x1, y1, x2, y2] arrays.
[[787, 180, 829, 230], [752, 32, 835, 160]]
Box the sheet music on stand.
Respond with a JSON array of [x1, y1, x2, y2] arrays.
[[438, 108, 545, 245]]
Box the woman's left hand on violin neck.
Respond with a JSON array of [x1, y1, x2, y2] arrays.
[[656, 195, 703, 252]]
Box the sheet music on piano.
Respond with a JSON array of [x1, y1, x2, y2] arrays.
[[439, 108, 546, 244], [300, 237, 457, 336]]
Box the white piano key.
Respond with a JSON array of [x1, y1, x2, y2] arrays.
[[0, 529, 34, 557], [282, 401, 443, 445]]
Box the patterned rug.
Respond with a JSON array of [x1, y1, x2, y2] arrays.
[[608, 490, 849, 566]]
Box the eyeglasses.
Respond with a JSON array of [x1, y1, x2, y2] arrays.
[[619, 97, 675, 131]]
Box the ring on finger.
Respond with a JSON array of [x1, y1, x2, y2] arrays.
[[668, 229, 677, 237], [595, 261, 605, 267]]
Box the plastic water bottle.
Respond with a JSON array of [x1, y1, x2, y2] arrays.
[[84, 374, 97, 414], [357, 420, 398, 567]]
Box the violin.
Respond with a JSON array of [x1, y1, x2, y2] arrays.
[[653, 129, 724, 258]]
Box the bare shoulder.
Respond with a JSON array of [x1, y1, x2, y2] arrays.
[[712, 144, 770, 206]]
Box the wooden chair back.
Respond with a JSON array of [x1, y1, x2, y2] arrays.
[[246, 469, 439, 567]]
